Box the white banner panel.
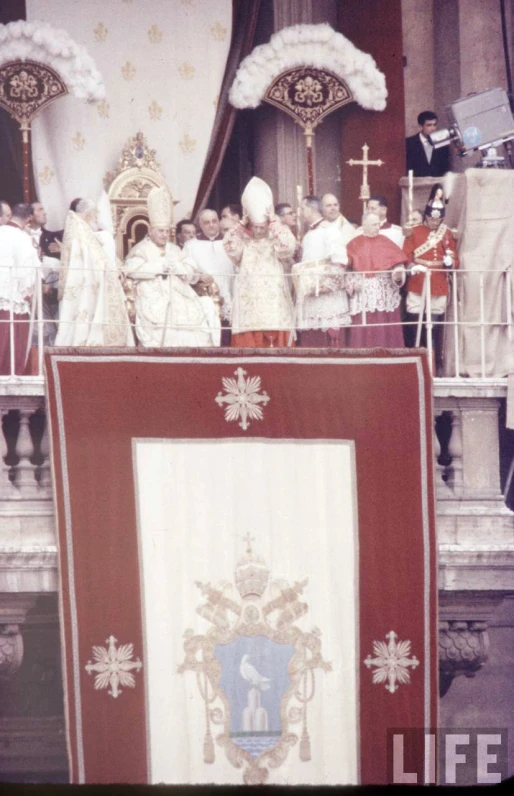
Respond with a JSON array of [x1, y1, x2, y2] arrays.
[[133, 438, 359, 785]]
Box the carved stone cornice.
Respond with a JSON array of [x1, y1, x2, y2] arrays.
[[439, 619, 489, 696], [438, 591, 507, 695]]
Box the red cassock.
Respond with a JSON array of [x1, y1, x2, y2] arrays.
[[403, 224, 459, 297], [346, 234, 408, 349]]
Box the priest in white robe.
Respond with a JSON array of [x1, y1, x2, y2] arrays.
[[184, 210, 234, 343], [124, 187, 220, 347], [55, 198, 133, 347], [295, 195, 354, 347]]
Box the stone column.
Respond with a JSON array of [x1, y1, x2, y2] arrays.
[[458, 0, 508, 96], [460, 398, 503, 501], [401, 0, 435, 135], [436, 388, 514, 591]]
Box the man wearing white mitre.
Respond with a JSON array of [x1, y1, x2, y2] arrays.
[[224, 177, 296, 348], [123, 186, 220, 347], [55, 195, 133, 346]]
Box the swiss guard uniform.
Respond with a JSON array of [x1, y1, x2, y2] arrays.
[[403, 196, 459, 371]]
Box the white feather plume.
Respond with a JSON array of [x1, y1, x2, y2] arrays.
[[0, 20, 105, 103], [229, 23, 387, 112]]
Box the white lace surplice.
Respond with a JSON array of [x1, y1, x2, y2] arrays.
[[347, 272, 402, 316]]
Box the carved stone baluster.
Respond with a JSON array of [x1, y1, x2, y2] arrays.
[[13, 408, 39, 499], [0, 408, 19, 500], [38, 411, 52, 495], [447, 408, 464, 498]]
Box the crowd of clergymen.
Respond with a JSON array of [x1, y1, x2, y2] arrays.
[[0, 175, 458, 377]]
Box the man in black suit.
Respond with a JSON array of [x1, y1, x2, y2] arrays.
[[405, 111, 450, 177]]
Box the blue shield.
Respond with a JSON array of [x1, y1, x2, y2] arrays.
[[215, 635, 295, 759]]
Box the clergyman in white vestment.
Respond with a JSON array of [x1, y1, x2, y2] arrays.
[[123, 186, 220, 347]]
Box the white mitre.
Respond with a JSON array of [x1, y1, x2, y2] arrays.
[[147, 185, 172, 228], [241, 176, 273, 223]]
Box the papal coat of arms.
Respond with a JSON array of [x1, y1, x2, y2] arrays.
[[178, 535, 331, 785]]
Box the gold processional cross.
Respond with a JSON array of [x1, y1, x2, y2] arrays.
[[346, 143, 384, 214]]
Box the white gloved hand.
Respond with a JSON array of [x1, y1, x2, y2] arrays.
[[391, 265, 406, 286], [410, 264, 427, 275]]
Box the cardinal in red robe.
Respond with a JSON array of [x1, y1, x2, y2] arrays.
[[346, 212, 408, 349]]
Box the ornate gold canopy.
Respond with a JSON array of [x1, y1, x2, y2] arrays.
[[263, 66, 354, 192], [264, 66, 353, 136], [0, 60, 68, 126]]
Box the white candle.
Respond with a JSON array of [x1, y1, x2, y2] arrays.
[[408, 169, 414, 222]]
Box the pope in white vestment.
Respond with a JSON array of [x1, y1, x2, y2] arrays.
[[124, 237, 220, 346], [123, 186, 220, 347]]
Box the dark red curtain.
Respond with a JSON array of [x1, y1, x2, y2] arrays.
[[192, 0, 261, 218], [338, 0, 405, 224], [0, 0, 28, 205]]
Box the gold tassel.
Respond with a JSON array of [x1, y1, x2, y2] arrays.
[[204, 730, 215, 764], [300, 727, 311, 762]]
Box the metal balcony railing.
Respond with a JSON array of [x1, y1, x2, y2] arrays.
[[0, 262, 512, 381]]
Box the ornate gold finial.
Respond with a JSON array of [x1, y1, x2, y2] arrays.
[[243, 532, 255, 555], [103, 131, 160, 187]]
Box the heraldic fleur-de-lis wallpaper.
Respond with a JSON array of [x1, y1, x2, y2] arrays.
[[26, 0, 232, 227]]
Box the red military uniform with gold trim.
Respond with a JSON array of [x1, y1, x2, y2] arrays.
[[403, 223, 459, 297]]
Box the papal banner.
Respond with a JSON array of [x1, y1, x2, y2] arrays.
[[45, 348, 437, 785]]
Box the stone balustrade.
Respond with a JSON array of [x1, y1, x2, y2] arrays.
[[0, 379, 513, 714]]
